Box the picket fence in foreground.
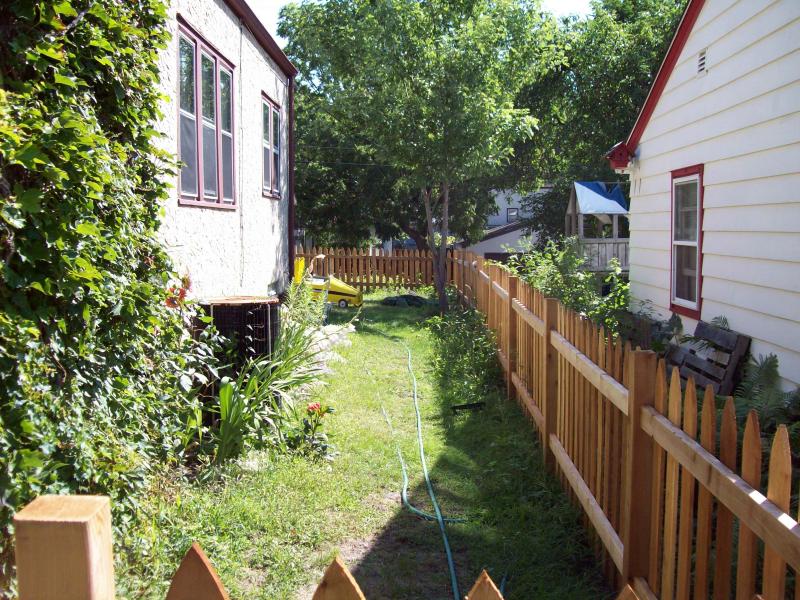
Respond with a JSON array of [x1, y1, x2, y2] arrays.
[[11, 494, 506, 599]]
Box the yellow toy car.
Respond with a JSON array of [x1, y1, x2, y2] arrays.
[[311, 275, 363, 308], [294, 256, 362, 308]]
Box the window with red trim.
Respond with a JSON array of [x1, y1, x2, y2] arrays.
[[178, 26, 235, 207], [262, 95, 281, 198], [671, 165, 703, 318]]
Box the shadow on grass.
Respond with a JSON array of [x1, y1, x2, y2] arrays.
[[332, 298, 614, 600]]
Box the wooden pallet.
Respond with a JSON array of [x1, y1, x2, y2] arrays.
[[666, 320, 750, 395]]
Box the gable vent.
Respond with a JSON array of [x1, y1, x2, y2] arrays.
[[697, 49, 707, 74]]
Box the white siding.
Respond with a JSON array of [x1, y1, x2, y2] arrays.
[[157, 0, 290, 301], [628, 0, 800, 387]]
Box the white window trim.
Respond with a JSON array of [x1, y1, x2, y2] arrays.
[[671, 173, 701, 310]]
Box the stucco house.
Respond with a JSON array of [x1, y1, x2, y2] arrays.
[[606, 0, 800, 387], [157, 0, 296, 303], [155, 0, 296, 357]]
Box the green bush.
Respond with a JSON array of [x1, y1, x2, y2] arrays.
[[193, 277, 333, 466], [507, 237, 630, 335], [0, 0, 221, 584], [427, 302, 503, 406]]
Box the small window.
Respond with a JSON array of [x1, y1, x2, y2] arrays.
[[177, 24, 236, 207], [262, 95, 281, 198], [671, 167, 703, 316], [507, 207, 519, 222], [178, 37, 198, 196], [220, 68, 234, 203]]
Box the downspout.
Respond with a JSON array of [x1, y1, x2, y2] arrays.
[[288, 74, 296, 285]]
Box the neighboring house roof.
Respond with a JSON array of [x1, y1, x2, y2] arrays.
[[572, 181, 628, 215], [477, 220, 528, 243], [223, 0, 297, 77], [606, 0, 706, 169]]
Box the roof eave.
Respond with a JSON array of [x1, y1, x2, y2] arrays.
[[223, 0, 298, 78], [622, 0, 706, 155]]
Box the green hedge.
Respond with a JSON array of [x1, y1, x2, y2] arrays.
[[0, 0, 218, 584]]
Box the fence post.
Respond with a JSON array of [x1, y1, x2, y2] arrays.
[[621, 350, 657, 583], [506, 275, 518, 400], [14, 495, 115, 600], [476, 257, 484, 315], [542, 297, 559, 470]]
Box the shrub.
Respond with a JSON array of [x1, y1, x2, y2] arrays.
[[0, 0, 221, 585], [427, 303, 503, 407], [200, 277, 334, 465], [507, 237, 631, 335]]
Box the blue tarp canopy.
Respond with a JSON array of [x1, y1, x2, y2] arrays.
[[572, 181, 628, 215]]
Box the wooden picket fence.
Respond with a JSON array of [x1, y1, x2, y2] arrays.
[[11, 495, 506, 599], [452, 248, 800, 600], [295, 246, 447, 292]]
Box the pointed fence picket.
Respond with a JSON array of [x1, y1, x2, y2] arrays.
[[11, 495, 507, 599], [450, 249, 800, 599]]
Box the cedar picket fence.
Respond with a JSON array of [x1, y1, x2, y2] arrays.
[[11, 495, 506, 600], [452, 248, 800, 599], [295, 247, 448, 291]]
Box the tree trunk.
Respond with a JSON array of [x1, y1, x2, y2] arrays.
[[421, 187, 441, 307], [437, 181, 450, 313], [400, 223, 429, 252]]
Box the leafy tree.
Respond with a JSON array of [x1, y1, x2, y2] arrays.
[[0, 0, 219, 581], [281, 0, 562, 309], [509, 0, 687, 243]]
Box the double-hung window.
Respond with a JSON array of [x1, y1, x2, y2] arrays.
[[262, 95, 281, 198], [178, 24, 235, 207], [671, 165, 703, 317]]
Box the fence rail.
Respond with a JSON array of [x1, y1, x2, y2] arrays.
[[452, 248, 800, 599], [296, 247, 446, 292]]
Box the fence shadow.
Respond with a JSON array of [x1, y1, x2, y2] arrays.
[[333, 298, 612, 600]]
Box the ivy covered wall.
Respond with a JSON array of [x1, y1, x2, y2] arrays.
[[0, 0, 218, 585]]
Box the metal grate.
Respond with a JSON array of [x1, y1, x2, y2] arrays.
[[201, 300, 281, 366]]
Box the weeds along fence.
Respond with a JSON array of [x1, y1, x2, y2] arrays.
[[452, 249, 800, 599], [295, 246, 450, 291]]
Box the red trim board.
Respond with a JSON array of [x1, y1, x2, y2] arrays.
[[669, 164, 704, 321]]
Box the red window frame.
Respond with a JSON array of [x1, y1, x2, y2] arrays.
[[261, 92, 281, 199], [670, 164, 704, 320], [177, 17, 237, 210]]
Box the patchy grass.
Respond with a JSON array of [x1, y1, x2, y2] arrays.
[[117, 291, 611, 599]]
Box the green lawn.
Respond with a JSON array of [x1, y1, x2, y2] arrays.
[[117, 291, 611, 599]]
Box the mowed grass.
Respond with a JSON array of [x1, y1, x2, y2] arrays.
[[117, 291, 611, 599]]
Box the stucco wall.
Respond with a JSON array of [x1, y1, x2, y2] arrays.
[[156, 0, 290, 301], [627, 0, 800, 386]]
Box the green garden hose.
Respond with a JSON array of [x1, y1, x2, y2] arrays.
[[381, 406, 465, 525], [392, 341, 461, 600]]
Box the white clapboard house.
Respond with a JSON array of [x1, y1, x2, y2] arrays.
[[606, 0, 800, 387], [156, 0, 297, 357]]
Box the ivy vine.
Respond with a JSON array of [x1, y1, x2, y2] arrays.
[[0, 0, 219, 585]]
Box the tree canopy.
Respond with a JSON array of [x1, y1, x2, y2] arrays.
[[284, 0, 687, 248], [512, 0, 687, 241], [281, 0, 562, 307]]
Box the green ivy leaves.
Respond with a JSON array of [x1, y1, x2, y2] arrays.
[[0, 0, 222, 585]]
